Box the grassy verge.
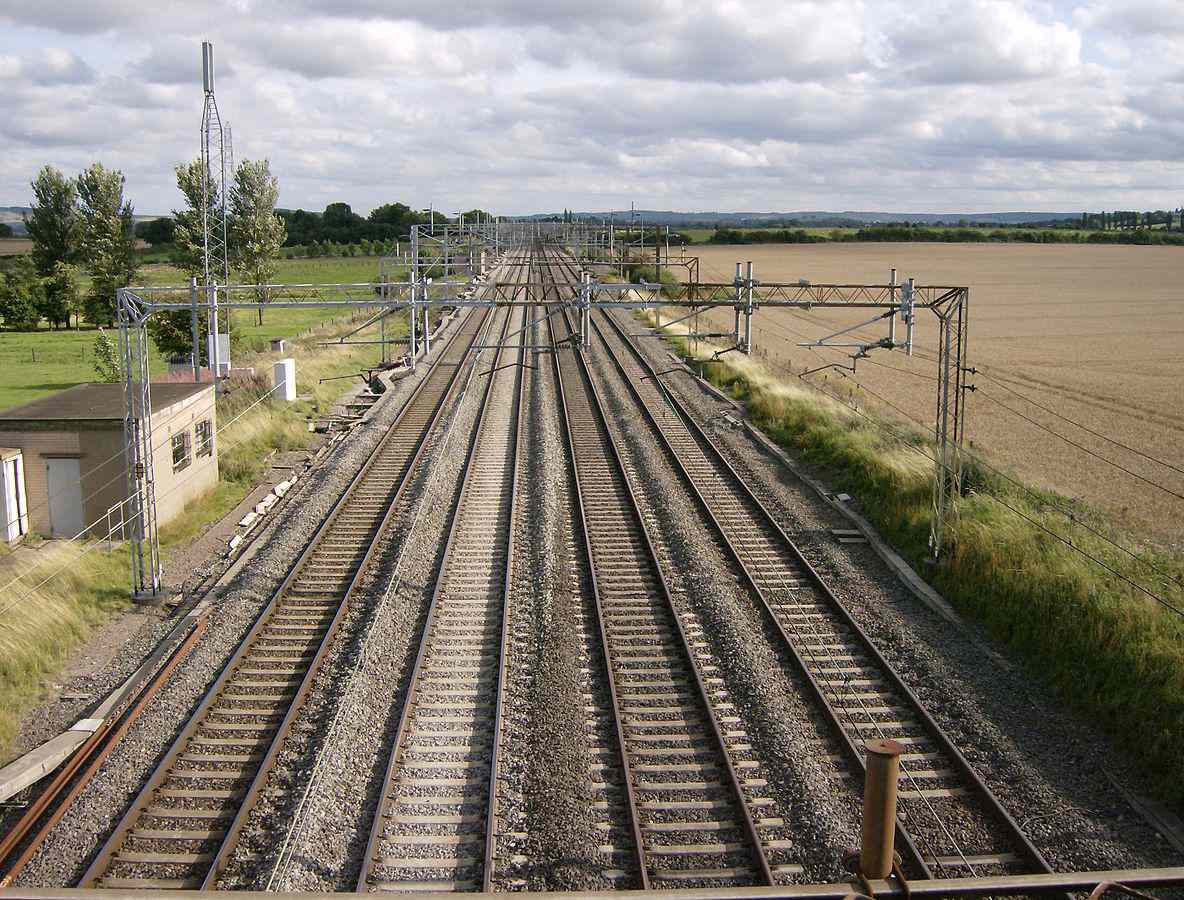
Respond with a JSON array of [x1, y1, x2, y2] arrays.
[[643, 310, 1184, 805], [0, 544, 131, 761], [0, 311, 404, 762], [0, 255, 403, 412]]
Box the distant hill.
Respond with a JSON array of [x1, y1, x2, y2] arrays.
[[0, 206, 167, 237], [0, 207, 30, 235], [521, 209, 1082, 227]]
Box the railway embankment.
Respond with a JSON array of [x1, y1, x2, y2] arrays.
[[0, 313, 404, 766], [642, 311, 1184, 809]]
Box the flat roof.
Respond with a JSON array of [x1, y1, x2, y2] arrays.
[[0, 382, 213, 422]]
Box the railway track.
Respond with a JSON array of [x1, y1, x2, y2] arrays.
[[358, 278, 528, 892], [2, 243, 1145, 894], [540, 252, 797, 889], [584, 289, 1056, 881], [76, 301, 494, 891]]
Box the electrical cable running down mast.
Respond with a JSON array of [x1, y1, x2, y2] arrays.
[[200, 40, 231, 376]]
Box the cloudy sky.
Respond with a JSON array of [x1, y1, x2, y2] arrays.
[[1, 0, 1181, 216]]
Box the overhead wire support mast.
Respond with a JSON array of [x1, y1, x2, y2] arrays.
[[113, 222, 966, 602], [200, 40, 231, 381]]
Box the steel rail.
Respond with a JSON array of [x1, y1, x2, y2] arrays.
[[482, 274, 530, 892], [540, 270, 649, 890], [590, 303, 1056, 880], [357, 256, 526, 893], [0, 622, 207, 886], [79, 302, 492, 891], [542, 250, 775, 888]]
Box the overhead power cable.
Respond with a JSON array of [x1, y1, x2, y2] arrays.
[[799, 373, 1184, 619], [973, 370, 1184, 479], [975, 389, 1184, 504]]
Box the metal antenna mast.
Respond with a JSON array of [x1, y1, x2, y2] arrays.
[[200, 40, 231, 376]]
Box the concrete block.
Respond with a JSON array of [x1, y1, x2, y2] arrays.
[[0, 731, 88, 802], [273, 358, 297, 402]]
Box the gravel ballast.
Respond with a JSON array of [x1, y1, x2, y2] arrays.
[[12, 307, 477, 888], [612, 307, 1184, 873]]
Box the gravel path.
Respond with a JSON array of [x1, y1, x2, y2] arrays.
[[614, 307, 1184, 872]]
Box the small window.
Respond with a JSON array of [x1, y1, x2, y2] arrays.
[[172, 431, 191, 472], [195, 419, 213, 458]]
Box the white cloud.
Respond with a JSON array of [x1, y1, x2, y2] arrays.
[[888, 0, 1081, 84], [0, 48, 94, 85], [0, 0, 1178, 214]]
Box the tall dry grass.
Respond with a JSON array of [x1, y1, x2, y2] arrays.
[[0, 543, 128, 755]]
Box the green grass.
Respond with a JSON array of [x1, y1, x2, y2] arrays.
[[645, 311, 1184, 806], [0, 329, 167, 411], [0, 255, 405, 412]]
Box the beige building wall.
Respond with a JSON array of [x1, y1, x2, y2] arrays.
[[150, 387, 219, 526], [0, 385, 218, 538], [0, 427, 82, 535]]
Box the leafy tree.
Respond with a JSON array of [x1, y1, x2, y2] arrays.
[[77, 163, 138, 327], [135, 217, 176, 246], [323, 202, 361, 229], [0, 223, 13, 238], [172, 157, 218, 281], [228, 158, 286, 325], [92, 327, 123, 382], [40, 261, 78, 329], [146, 305, 203, 364], [25, 165, 79, 276], [369, 202, 414, 225], [148, 160, 216, 363], [0, 257, 45, 330]]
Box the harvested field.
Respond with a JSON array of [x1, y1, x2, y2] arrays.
[[0, 239, 34, 256], [678, 243, 1184, 546]]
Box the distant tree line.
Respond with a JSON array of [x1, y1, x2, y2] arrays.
[[706, 228, 827, 245], [133, 203, 494, 253], [1079, 209, 1183, 230], [277, 203, 491, 247], [698, 221, 1184, 246]]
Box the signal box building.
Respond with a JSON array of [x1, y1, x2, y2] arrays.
[[0, 382, 217, 539]]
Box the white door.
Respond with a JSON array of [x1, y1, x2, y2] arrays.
[[46, 457, 84, 538], [2, 457, 28, 542]]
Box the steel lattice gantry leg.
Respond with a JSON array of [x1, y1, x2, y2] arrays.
[[930, 289, 970, 558], [119, 289, 162, 599]]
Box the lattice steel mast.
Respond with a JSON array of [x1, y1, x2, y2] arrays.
[[200, 41, 230, 376]]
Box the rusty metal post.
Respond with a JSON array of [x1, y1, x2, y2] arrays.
[[861, 738, 904, 878]]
